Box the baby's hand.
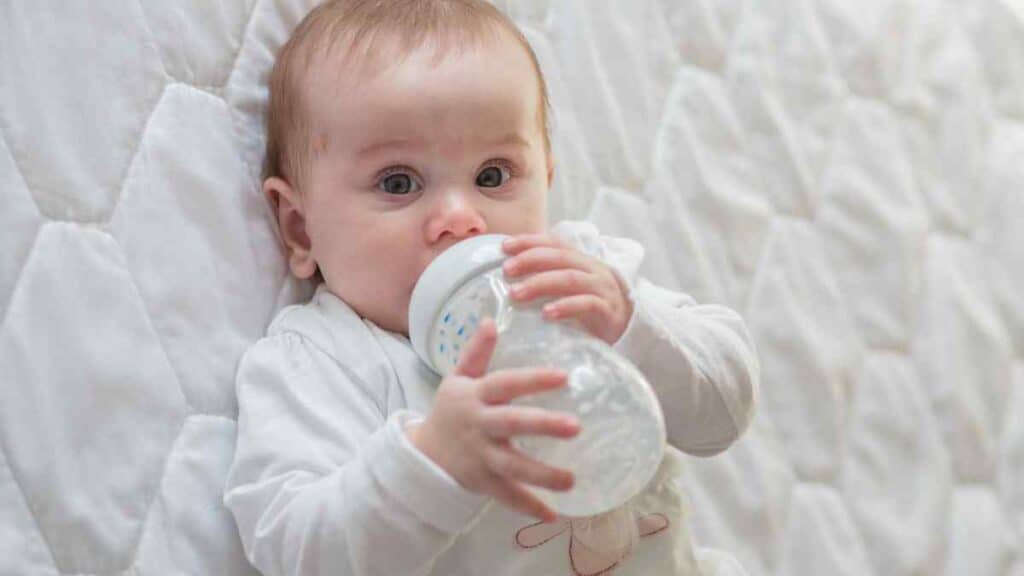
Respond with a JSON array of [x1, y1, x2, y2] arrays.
[[502, 234, 633, 344], [405, 319, 579, 523]]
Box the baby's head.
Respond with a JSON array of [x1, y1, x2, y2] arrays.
[[264, 0, 553, 335]]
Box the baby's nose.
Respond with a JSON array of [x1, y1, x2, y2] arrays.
[[427, 191, 486, 244]]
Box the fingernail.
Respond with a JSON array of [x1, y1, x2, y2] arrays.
[[509, 285, 523, 298], [543, 304, 558, 318], [503, 259, 517, 275]]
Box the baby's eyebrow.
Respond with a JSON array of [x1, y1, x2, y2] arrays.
[[356, 133, 529, 159], [356, 139, 417, 159], [489, 133, 530, 148]]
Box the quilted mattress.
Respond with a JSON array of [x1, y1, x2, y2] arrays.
[[1, 0, 1022, 574]]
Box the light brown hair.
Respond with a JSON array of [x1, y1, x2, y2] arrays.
[[263, 0, 551, 193]]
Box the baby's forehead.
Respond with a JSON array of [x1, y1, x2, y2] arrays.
[[300, 30, 543, 125], [306, 22, 527, 90]]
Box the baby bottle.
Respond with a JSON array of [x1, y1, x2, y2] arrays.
[[409, 234, 665, 518]]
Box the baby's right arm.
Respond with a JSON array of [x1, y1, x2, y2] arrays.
[[224, 330, 484, 576], [224, 322, 576, 576]]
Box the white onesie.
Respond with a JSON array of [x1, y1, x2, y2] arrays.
[[224, 221, 760, 576]]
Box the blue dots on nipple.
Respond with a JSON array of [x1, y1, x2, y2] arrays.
[[434, 276, 498, 373], [439, 306, 475, 368]]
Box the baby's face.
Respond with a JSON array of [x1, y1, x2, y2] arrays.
[[300, 34, 551, 335]]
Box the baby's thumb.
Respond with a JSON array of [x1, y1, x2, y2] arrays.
[[453, 318, 497, 378]]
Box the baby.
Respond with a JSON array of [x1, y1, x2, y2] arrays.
[[224, 1, 760, 575]]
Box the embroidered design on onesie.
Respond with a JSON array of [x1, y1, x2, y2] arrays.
[[514, 508, 669, 576]]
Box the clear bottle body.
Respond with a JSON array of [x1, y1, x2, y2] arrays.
[[428, 268, 665, 517]]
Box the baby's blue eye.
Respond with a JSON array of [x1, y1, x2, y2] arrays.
[[476, 165, 510, 188], [379, 172, 419, 195]]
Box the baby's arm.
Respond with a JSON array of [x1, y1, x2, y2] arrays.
[[613, 278, 760, 456], [223, 332, 488, 576]]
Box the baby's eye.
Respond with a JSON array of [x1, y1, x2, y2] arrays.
[[378, 172, 420, 196], [476, 165, 511, 188]]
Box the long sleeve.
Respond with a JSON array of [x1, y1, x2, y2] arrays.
[[223, 331, 489, 576], [551, 220, 760, 457], [613, 279, 760, 456]]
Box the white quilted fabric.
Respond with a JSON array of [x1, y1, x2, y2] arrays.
[[1, 1, 1022, 574]]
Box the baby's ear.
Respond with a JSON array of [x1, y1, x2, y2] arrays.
[[264, 177, 318, 279]]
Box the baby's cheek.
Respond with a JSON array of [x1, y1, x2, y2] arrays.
[[512, 198, 548, 235]]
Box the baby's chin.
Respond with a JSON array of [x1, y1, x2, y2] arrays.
[[372, 302, 412, 338], [359, 305, 408, 336], [393, 311, 411, 338]]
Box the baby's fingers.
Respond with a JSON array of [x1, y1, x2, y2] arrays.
[[453, 318, 497, 378], [489, 476, 559, 523], [485, 444, 575, 492], [543, 293, 608, 317], [502, 246, 592, 279], [480, 405, 580, 439], [501, 234, 568, 256], [478, 368, 569, 405], [508, 269, 600, 304]]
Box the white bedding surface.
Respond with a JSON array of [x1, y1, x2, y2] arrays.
[[1, 1, 1022, 574]]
